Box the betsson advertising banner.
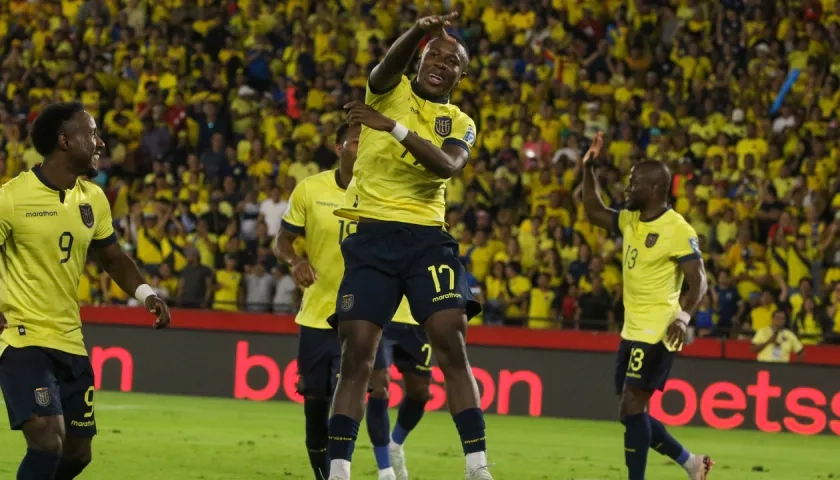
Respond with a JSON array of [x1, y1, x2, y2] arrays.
[[85, 325, 840, 436]]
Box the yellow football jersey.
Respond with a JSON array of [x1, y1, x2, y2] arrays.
[[282, 170, 416, 329], [0, 168, 117, 357], [335, 76, 478, 226], [616, 209, 700, 350]]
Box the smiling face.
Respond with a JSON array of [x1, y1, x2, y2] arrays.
[[415, 36, 468, 99], [63, 111, 105, 176]]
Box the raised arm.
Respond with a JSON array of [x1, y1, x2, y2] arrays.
[[581, 132, 616, 231], [369, 13, 458, 93]]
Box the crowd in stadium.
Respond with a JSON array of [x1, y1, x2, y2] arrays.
[[2, 0, 840, 344]]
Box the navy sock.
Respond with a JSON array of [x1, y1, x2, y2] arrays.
[[304, 398, 331, 480], [648, 415, 689, 464], [623, 413, 652, 480], [365, 397, 391, 469], [452, 407, 487, 455], [17, 448, 61, 480], [392, 397, 427, 445], [328, 414, 360, 462], [53, 458, 89, 480]]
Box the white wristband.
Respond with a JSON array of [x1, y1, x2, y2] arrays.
[[676, 311, 691, 330], [135, 284, 155, 303], [390, 121, 409, 142]]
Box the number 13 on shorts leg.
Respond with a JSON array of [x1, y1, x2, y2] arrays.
[[626, 348, 645, 379]]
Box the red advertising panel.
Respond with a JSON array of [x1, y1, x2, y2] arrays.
[[83, 324, 840, 436]]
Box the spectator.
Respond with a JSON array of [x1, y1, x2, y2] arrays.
[[272, 265, 298, 314], [245, 263, 276, 313], [751, 310, 804, 363], [259, 185, 288, 237], [575, 276, 614, 331], [178, 249, 214, 309]]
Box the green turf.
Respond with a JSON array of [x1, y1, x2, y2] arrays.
[[1, 391, 838, 479]]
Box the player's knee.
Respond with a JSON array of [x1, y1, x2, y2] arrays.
[[405, 377, 431, 402], [338, 322, 380, 378], [429, 335, 468, 372], [23, 415, 65, 454], [64, 442, 92, 467], [369, 369, 390, 399], [618, 388, 648, 420]]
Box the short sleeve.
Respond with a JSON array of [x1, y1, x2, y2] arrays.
[[366, 74, 410, 108], [0, 186, 14, 246], [751, 328, 770, 345], [613, 209, 638, 236], [670, 221, 701, 263], [91, 187, 117, 248], [280, 180, 307, 236], [442, 113, 477, 159]]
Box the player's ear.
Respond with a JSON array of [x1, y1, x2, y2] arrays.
[[59, 132, 70, 151], [457, 71, 467, 85]]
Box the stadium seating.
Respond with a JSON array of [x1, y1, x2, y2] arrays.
[[3, 0, 840, 342]]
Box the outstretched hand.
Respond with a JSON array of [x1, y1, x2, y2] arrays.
[[582, 131, 603, 165], [415, 13, 458, 35], [145, 296, 171, 329], [345, 101, 397, 132]]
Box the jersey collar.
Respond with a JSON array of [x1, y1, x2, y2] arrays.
[[410, 80, 449, 104], [640, 207, 671, 223], [33, 164, 61, 191], [334, 169, 347, 190]]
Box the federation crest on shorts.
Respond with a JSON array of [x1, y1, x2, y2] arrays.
[[341, 294, 354, 312], [645, 233, 659, 248], [79, 203, 94, 228], [34, 387, 51, 407], [434, 116, 452, 137]]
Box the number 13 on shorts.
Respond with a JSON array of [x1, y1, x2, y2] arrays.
[[626, 348, 644, 378]]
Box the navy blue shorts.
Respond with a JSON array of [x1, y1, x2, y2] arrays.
[[614, 339, 676, 395], [296, 326, 341, 398], [335, 222, 481, 327], [373, 323, 433, 377], [0, 346, 97, 437]]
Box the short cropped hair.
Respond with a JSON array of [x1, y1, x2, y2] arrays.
[[31, 102, 85, 156]]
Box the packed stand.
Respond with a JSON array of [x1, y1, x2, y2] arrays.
[[1, 0, 840, 343]]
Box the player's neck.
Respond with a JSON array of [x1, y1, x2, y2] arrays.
[[336, 167, 352, 190], [639, 203, 670, 222], [36, 162, 78, 191]]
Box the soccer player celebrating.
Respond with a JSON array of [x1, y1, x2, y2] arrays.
[[581, 133, 713, 480], [0, 102, 171, 480], [327, 12, 491, 480], [274, 124, 431, 480]]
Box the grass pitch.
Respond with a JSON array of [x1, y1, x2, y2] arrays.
[[0, 391, 837, 479]]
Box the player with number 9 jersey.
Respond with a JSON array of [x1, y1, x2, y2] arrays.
[[0, 170, 116, 357], [0, 103, 170, 480]]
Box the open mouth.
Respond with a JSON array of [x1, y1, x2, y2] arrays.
[[428, 73, 444, 86]]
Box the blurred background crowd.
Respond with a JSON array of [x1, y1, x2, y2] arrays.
[[2, 0, 840, 348]]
